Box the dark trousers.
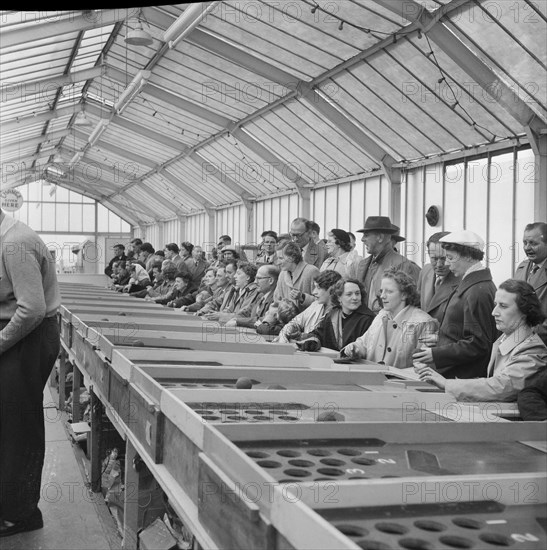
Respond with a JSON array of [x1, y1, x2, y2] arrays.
[[0, 316, 60, 522]]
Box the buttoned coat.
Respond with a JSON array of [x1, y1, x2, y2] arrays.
[[514, 259, 547, 345], [304, 240, 328, 269], [418, 264, 461, 324], [356, 248, 421, 312], [431, 268, 499, 379], [274, 261, 320, 310], [350, 305, 436, 368], [445, 328, 547, 402], [236, 289, 276, 328], [220, 282, 262, 318]]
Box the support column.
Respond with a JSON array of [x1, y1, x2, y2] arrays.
[[178, 215, 187, 242], [122, 439, 140, 550], [299, 188, 311, 220], [528, 132, 547, 221], [90, 388, 103, 493], [72, 365, 82, 423], [205, 207, 216, 251], [57, 348, 68, 411], [243, 199, 254, 245]]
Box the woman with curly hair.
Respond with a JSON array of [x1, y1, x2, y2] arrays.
[[416, 279, 547, 402], [341, 268, 437, 367], [296, 278, 375, 352]]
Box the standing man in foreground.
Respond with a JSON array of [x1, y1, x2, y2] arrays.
[[0, 208, 61, 537], [514, 222, 547, 345]]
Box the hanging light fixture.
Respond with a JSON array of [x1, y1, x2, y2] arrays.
[[74, 110, 91, 126], [125, 10, 153, 46]]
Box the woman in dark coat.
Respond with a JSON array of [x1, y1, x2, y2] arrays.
[[296, 278, 375, 352]]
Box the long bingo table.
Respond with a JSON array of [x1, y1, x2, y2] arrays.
[[54, 282, 547, 550]]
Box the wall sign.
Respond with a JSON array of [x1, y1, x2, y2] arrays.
[[0, 189, 24, 212]]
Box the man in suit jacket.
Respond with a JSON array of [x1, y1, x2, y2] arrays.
[[355, 216, 421, 313], [228, 264, 280, 328], [413, 230, 499, 379], [290, 217, 328, 269], [104, 243, 127, 277], [514, 222, 547, 345], [274, 242, 319, 310], [255, 230, 279, 266], [418, 231, 461, 324]]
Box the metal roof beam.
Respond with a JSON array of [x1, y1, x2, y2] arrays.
[[71, 128, 156, 168], [160, 169, 215, 210], [2, 104, 86, 134], [106, 66, 231, 128], [85, 104, 186, 151], [2, 66, 104, 102], [372, 0, 545, 134], [228, 126, 311, 202], [1, 10, 136, 49], [189, 151, 254, 201], [184, 28, 396, 172], [1, 130, 70, 156]]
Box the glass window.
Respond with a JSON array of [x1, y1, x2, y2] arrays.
[[97, 203, 109, 232], [82, 204, 95, 232], [69, 204, 83, 232], [42, 204, 56, 231], [56, 203, 69, 232], [55, 186, 70, 201]]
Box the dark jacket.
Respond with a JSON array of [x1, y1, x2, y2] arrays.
[[431, 268, 499, 379], [418, 265, 462, 326], [104, 253, 127, 277], [299, 304, 375, 352], [518, 368, 547, 421], [514, 259, 547, 346]]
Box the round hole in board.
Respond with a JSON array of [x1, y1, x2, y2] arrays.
[[307, 449, 331, 457], [320, 458, 346, 466], [414, 520, 447, 532], [398, 538, 436, 550], [256, 460, 282, 469], [374, 522, 409, 535], [352, 457, 376, 466], [439, 535, 475, 548], [245, 451, 269, 459], [356, 540, 392, 550], [288, 459, 315, 468], [478, 533, 513, 547], [337, 448, 361, 456], [336, 524, 368, 537], [278, 415, 299, 421], [452, 517, 483, 530], [200, 415, 220, 421], [277, 450, 301, 457], [283, 468, 312, 478], [316, 467, 344, 476]]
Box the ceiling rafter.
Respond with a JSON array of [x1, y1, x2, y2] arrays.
[[371, 0, 545, 134], [1, 9, 135, 49]]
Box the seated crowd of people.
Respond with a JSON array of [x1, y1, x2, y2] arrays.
[[104, 217, 547, 417]]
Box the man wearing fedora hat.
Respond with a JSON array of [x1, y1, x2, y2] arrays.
[[355, 216, 421, 313], [412, 230, 498, 379]]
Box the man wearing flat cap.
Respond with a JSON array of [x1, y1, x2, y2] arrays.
[[355, 216, 421, 313], [104, 243, 127, 277], [413, 230, 498, 379]]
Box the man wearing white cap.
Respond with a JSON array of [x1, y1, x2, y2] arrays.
[[412, 230, 499, 379]]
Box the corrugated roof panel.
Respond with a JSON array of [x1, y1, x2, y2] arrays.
[[323, 69, 426, 160], [199, 136, 293, 196], [245, 102, 378, 183], [110, 194, 157, 224], [167, 159, 238, 206], [150, 170, 208, 212], [402, 35, 525, 137], [447, 0, 547, 120]]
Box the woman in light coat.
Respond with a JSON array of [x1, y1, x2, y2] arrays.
[[341, 268, 438, 367], [416, 279, 547, 402]]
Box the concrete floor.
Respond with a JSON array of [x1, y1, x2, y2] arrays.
[[0, 385, 121, 550]]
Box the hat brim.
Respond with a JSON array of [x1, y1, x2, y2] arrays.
[[356, 228, 399, 234], [392, 235, 406, 242]]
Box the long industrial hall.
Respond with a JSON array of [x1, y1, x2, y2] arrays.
[[0, 2, 546, 549]]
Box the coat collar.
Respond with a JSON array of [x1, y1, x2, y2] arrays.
[[455, 268, 493, 296], [497, 325, 534, 355]]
